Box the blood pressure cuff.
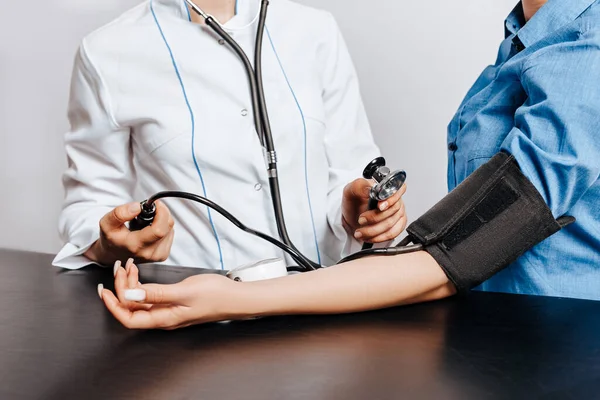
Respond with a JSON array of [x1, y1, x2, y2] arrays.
[[405, 151, 575, 293]]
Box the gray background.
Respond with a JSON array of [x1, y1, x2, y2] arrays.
[[0, 0, 515, 254]]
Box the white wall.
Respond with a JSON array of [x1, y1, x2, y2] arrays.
[[0, 0, 516, 254]]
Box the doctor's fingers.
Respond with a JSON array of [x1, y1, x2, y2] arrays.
[[356, 207, 406, 242], [369, 212, 408, 243], [377, 184, 407, 211], [136, 229, 175, 263], [346, 178, 373, 200], [100, 202, 142, 233], [358, 198, 405, 226], [136, 201, 175, 246]]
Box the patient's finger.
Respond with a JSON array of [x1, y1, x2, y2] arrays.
[[126, 258, 139, 289], [100, 287, 178, 330]]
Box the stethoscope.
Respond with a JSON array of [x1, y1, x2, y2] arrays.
[[131, 0, 416, 272]]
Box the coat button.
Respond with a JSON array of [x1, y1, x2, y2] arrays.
[[448, 142, 458, 151], [254, 183, 262, 191], [218, 39, 225, 45], [241, 109, 248, 117]]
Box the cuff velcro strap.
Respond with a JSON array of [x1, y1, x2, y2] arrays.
[[406, 151, 574, 293]]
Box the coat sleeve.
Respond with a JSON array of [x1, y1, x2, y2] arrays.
[[318, 13, 382, 261], [53, 40, 135, 269]]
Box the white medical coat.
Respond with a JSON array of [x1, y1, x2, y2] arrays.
[[53, 0, 380, 270]]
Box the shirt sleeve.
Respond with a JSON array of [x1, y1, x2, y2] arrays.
[[501, 31, 600, 218], [53, 40, 135, 269], [318, 13, 382, 261]]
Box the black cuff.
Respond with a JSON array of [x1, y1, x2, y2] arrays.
[[406, 152, 574, 293]]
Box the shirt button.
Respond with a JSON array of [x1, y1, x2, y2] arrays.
[[218, 39, 225, 45], [513, 37, 525, 52], [241, 108, 248, 117], [254, 183, 262, 191], [448, 142, 458, 151]]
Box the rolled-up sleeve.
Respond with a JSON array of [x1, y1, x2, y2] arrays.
[[501, 31, 600, 217]]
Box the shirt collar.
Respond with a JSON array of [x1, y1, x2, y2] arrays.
[[504, 0, 596, 48], [155, 0, 260, 30], [505, 3, 525, 38]]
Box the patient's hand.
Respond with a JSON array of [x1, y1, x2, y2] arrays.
[[342, 179, 407, 244], [99, 259, 239, 330]]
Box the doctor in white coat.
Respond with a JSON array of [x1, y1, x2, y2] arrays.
[[53, 0, 407, 270]]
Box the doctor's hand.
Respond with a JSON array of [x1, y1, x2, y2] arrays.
[[84, 201, 175, 266], [342, 179, 407, 244], [99, 260, 236, 330]]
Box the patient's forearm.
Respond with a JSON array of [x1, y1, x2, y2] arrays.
[[239, 251, 456, 317]]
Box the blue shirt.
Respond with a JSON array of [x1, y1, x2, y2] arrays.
[[447, 0, 600, 300]]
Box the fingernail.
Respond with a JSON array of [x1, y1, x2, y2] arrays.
[[97, 284, 104, 299], [125, 289, 146, 302], [358, 217, 367, 226], [129, 202, 141, 214], [113, 260, 121, 277], [126, 258, 134, 272], [379, 202, 389, 211], [354, 231, 363, 239]]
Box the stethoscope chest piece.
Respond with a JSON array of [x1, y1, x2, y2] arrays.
[[361, 157, 406, 251], [226, 258, 288, 282], [363, 157, 406, 201]]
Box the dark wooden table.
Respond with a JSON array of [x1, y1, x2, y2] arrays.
[[1, 248, 599, 399]]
